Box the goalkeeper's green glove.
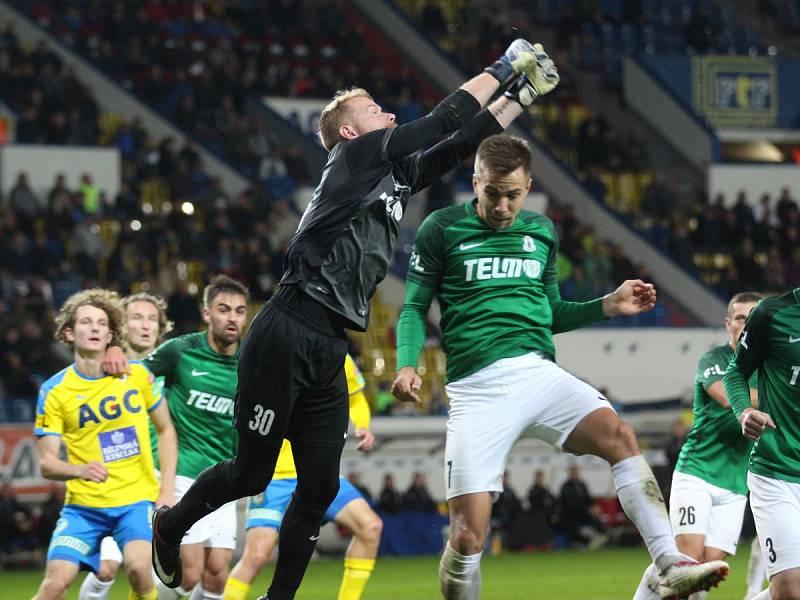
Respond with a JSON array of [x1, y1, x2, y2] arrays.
[[485, 39, 558, 93], [503, 74, 538, 107]]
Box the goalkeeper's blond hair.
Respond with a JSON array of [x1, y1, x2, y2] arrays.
[[54, 289, 125, 348], [318, 87, 372, 151], [123, 292, 174, 343]]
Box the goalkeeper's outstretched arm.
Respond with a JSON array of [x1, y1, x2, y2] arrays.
[[384, 40, 558, 161]]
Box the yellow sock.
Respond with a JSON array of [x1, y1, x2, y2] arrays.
[[128, 587, 158, 600], [223, 576, 251, 600], [337, 557, 376, 600]]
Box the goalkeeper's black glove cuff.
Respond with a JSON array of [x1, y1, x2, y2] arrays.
[[484, 57, 515, 86], [503, 74, 537, 107]]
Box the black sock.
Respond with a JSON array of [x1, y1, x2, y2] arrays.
[[266, 493, 327, 600]]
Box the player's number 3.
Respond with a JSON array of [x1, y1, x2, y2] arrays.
[[249, 405, 276, 436]]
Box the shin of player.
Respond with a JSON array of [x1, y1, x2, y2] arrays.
[[80, 293, 174, 600], [393, 136, 728, 600], [33, 290, 177, 600], [634, 293, 763, 600], [224, 355, 382, 600]]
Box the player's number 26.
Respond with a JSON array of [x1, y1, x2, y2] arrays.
[[249, 405, 276, 436]]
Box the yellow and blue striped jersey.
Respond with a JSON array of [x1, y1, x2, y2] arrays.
[[34, 362, 162, 508], [273, 354, 369, 480]]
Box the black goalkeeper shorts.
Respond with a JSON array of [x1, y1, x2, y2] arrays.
[[233, 285, 349, 448]]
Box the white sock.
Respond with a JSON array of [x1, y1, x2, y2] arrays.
[[439, 542, 483, 600], [155, 580, 191, 599], [632, 563, 660, 600], [688, 592, 708, 599], [747, 537, 768, 596], [189, 585, 223, 600], [611, 455, 678, 570], [749, 589, 771, 600], [78, 572, 114, 600]]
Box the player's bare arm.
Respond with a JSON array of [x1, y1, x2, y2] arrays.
[[150, 401, 178, 507], [37, 435, 108, 483]]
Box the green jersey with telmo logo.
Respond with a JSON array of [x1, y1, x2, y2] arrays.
[[401, 201, 605, 383], [145, 332, 239, 479]]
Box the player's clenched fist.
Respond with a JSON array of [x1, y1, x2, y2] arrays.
[[392, 366, 423, 404], [739, 408, 777, 441], [78, 461, 109, 483]]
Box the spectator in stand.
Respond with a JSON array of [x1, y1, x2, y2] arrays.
[[576, 114, 609, 171], [166, 280, 202, 334], [642, 172, 670, 219], [582, 166, 607, 202], [347, 472, 374, 505], [403, 472, 438, 513], [0, 480, 36, 556], [776, 187, 798, 223], [559, 465, 608, 549], [378, 474, 403, 514], [527, 470, 557, 546], [491, 471, 523, 548], [36, 483, 66, 547], [665, 418, 689, 473], [9, 172, 45, 232]]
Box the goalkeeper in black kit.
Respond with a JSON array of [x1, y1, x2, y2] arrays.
[[151, 40, 559, 600]]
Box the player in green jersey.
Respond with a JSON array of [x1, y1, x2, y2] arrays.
[[145, 276, 249, 600], [80, 292, 176, 600], [634, 292, 763, 600], [393, 135, 728, 600], [724, 287, 800, 600]]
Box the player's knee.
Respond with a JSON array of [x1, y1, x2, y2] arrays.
[[96, 560, 119, 581], [181, 571, 200, 591], [604, 419, 639, 462], [357, 514, 384, 547], [245, 543, 272, 570], [450, 526, 485, 555], [41, 575, 69, 597], [203, 567, 229, 592], [772, 578, 800, 600], [125, 557, 154, 588], [205, 554, 230, 581]]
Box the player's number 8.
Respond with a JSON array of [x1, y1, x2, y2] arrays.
[[249, 405, 276, 436]]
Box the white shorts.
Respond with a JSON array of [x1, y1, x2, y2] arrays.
[[444, 352, 612, 500], [668, 471, 747, 555], [748, 471, 800, 578], [99, 535, 123, 563], [176, 475, 237, 549]]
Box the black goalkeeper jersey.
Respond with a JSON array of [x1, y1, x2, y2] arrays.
[[280, 90, 502, 331]]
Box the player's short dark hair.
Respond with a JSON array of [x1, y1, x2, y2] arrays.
[[475, 135, 532, 178], [203, 275, 250, 309], [727, 291, 763, 316]]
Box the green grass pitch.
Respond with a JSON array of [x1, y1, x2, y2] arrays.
[[6, 547, 757, 599]]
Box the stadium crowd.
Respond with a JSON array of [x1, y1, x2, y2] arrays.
[[0, 12, 698, 419], [1, 0, 797, 417]]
